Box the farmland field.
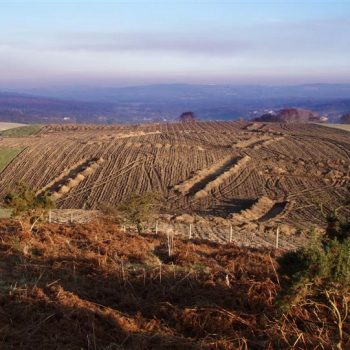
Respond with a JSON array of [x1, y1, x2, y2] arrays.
[[0, 121, 349, 247], [0, 122, 27, 131], [318, 123, 350, 132], [0, 147, 24, 172], [0, 124, 42, 137]]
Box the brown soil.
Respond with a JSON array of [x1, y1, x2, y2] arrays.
[[0, 219, 348, 349], [194, 156, 251, 199], [0, 121, 349, 241]]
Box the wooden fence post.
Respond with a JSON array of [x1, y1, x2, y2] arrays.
[[155, 220, 159, 234], [229, 225, 233, 243], [48, 210, 52, 223], [189, 224, 192, 239], [159, 262, 162, 284], [70, 212, 73, 223]]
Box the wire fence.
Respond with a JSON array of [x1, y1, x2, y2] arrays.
[[126, 220, 304, 251], [47, 209, 100, 224], [0, 209, 304, 250], [0, 208, 99, 224]]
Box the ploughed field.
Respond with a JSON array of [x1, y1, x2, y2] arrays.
[[0, 121, 349, 246]]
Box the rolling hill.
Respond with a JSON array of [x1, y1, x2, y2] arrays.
[[2, 84, 350, 124], [0, 121, 349, 249]]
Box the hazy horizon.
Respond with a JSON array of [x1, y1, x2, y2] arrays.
[[1, 0, 350, 89], [4, 82, 350, 95]]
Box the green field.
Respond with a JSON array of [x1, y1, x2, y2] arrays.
[[0, 147, 23, 172], [0, 125, 42, 137]]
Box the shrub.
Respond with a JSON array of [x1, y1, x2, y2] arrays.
[[279, 211, 350, 294], [279, 236, 350, 295], [99, 192, 163, 234], [4, 183, 55, 233], [277, 207, 350, 349], [98, 202, 122, 223]]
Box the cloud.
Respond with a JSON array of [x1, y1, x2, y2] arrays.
[[2, 16, 350, 59], [56, 32, 247, 56], [49, 16, 350, 58]]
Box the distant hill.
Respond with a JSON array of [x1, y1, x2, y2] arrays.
[[2, 83, 350, 124], [20, 83, 350, 102], [0, 92, 122, 124], [253, 108, 327, 123]]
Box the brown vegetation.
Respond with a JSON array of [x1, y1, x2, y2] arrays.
[[0, 219, 348, 349]]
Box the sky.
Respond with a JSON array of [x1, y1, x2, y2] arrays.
[[0, 0, 350, 88]]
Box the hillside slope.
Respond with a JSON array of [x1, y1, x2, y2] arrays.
[[0, 219, 347, 349], [0, 121, 349, 237]]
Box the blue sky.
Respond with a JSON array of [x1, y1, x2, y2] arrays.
[[0, 0, 349, 87]]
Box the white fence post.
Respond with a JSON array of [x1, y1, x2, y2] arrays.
[[275, 227, 280, 249]]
